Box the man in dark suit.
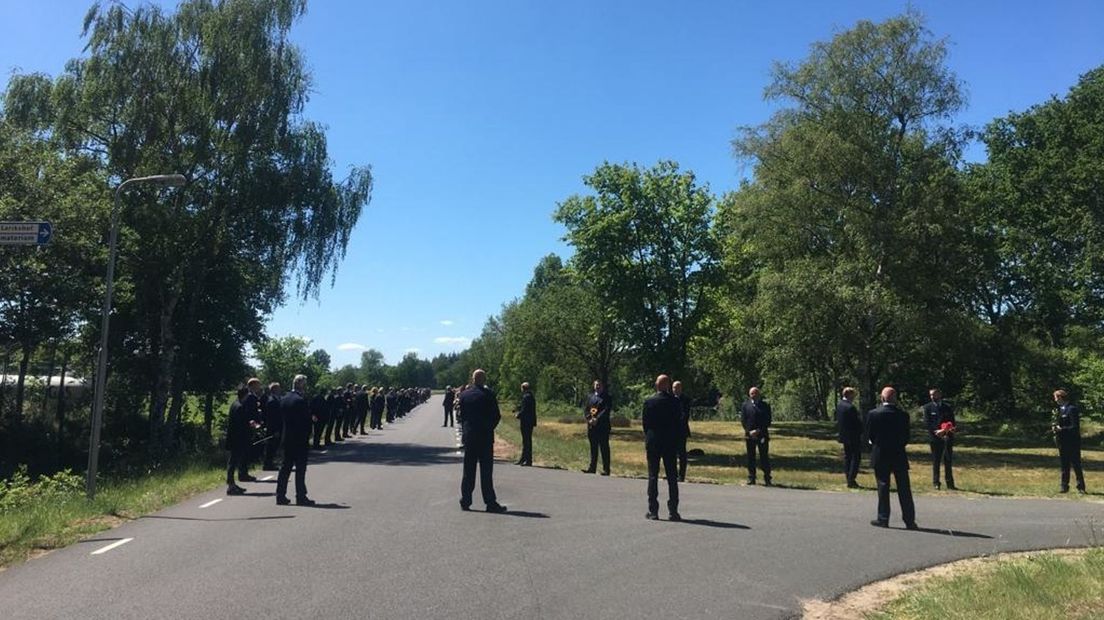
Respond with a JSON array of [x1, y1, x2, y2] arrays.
[[276, 375, 316, 506], [309, 388, 328, 449], [224, 386, 252, 495], [232, 378, 264, 484], [515, 382, 536, 466], [583, 380, 612, 475], [443, 386, 456, 427], [643, 375, 681, 521], [385, 388, 398, 424], [673, 380, 692, 482], [740, 386, 772, 486], [866, 386, 917, 529], [370, 387, 385, 430], [923, 387, 956, 490], [836, 386, 863, 488], [262, 382, 283, 471], [353, 385, 369, 435], [458, 370, 507, 513], [1053, 389, 1087, 493]]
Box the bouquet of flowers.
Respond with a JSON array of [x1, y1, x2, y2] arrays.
[[586, 406, 599, 427], [935, 421, 956, 440]]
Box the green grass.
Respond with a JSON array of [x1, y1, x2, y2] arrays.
[[0, 458, 224, 569], [870, 548, 1104, 620], [495, 418, 1102, 497]]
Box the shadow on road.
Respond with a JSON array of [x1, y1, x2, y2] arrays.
[[240, 492, 275, 497], [678, 518, 751, 530], [308, 442, 460, 467], [79, 537, 129, 543], [906, 526, 993, 538], [490, 510, 550, 519], [294, 502, 349, 510], [140, 515, 296, 522]]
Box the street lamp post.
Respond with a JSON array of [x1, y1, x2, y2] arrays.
[[86, 174, 187, 499]]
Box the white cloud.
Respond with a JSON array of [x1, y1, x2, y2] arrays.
[[337, 342, 368, 351], [434, 336, 471, 346], [439, 320, 454, 326]]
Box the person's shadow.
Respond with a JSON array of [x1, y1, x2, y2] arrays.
[[489, 510, 549, 518], [906, 526, 992, 538], [677, 518, 750, 530], [295, 502, 349, 510]]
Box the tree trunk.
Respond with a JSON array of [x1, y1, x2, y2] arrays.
[[203, 391, 215, 439], [167, 380, 186, 449], [40, 341, 58, 417], [56, 349, 71, 467], [148, 292, 180, 455], [14, 344, 31, 424]]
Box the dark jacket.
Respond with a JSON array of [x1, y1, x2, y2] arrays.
[[922, 400, 955, 440], [443, 389, 455, 409], [674, 393, 692, 439], [226, 398, 251, 451], [264, 393, 283, 432], [836, 399, 862, 442], [310, 392, 328, 422], [518, 391, 537, 428], [866, 403, 910, 468], [1056, 403, 1082, 442], [459, 384, 501, 436], [280, 390, 311, 448], [241, 392, 264, 425], [642, 391, 680, 449], [585, 390, 612, 433], [740, 398, 772, 439], [354, 391, 369, 415]]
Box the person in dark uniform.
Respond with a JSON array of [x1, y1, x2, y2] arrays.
[[326, 387, 344, 443], [310, 387, 328, 449], [1053, 389, 1087, 493], [836, 386, 863, 488], [354, 385, 370, 435], [866, 386, 917, 529], [370, 387, 385, 430], [443, 386, 456, 427], [643, 375, 681, 521], [458, 369, 507, 513], [276, 374, 316, 506], [672, 380, 692, 482], [226, 384, 260, 494], [583, 380, 612, 475], [740, 387, 772, 486], [385, 388, 398, 424], [262, 382, 283, 471], [923, 388, 956, 490], [515, 382, 536, 466]]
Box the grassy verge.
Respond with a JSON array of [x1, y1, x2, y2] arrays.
[[869, 548, 1104, 620], [495, 418, 1102, 498], [0, 458, 224, 569]]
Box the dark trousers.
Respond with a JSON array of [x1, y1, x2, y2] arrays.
[[263, 430, 282, 468], [588, 428, 610, 473], [842, 436, 862, 483], [647, 443, 679, 514], [276, 446, 308, 500], [312, 418, 326, 447], [370, 410, 382, 429], [519, 424, 533, 465], [226, 448, 249, 485], [675, 436, 688, 480], [930, 438, 954, 486], [874, 456, 916, 525], [1059, 438, 1086, 490], [340, 414, 352, 438], [357, 410, 368, 433], [460, 431, 496, 507], [745, 438, 771, 482], [444, 405, 454, 426], [386, 409, 395, 424]]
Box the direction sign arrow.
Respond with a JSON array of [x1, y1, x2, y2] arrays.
[[0, 221, 53, 246]]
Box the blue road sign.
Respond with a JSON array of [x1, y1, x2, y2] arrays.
[[0, 221, 52, 246]]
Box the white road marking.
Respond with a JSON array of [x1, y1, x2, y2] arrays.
[[455, 451, 463, 455], [91, 538, 134, 555], [260, 475, 275, 481], [319, 450, 328, 454], [199, 498, 223, 509]]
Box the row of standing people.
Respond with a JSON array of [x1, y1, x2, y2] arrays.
[[224, 378, 429, 503]]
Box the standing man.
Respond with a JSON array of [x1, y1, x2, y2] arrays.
[[370, 387, 385, 430], [866, 386, 917, 529], [643, 375, 681, 521], [923, 388, 956, 490], [515, 382, 536, 466], [354, 385, 369, 435], [672, 381, 692, 482], [740, 387, 772, 486], [385, 388, 398, 424], [583, 380, 612, 476], [262, 382, 283, 471], [443, 386, 456, 427], [310, 387, 328, 449], [224, 386, 253, 495], [1053, 390, 1087, 493], [836, 387, 863, 488], [458, 369, 507, 513], [276, 375, 316, 506]]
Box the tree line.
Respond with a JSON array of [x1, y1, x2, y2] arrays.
[[451, 13, 1104, 422], [0, 0, 371, 476]]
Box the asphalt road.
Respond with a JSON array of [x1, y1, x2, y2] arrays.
[[1, 395, 1100, 619]]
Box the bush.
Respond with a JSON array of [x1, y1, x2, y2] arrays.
[[0, 466, 84, 513], [610, 414, 632, 428]]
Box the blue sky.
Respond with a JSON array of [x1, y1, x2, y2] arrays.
[[3, 1, 1103, 367]]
